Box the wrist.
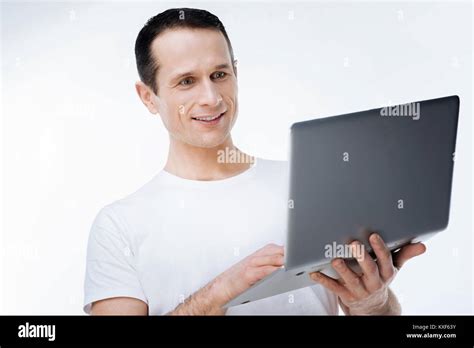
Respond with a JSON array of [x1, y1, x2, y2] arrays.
[[207, 274, 230, 309], [344, 287, 389, 315], [346, 288, 401, 315]]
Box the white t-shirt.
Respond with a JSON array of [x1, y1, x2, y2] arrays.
[[83, 158, 338, 315]]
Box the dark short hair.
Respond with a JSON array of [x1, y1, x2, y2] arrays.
[[135, 8, 235, 94]]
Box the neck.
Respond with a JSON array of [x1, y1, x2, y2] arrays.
[[164, 135, 254, 181]]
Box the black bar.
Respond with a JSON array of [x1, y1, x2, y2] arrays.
[[0, 315, 472, 346]]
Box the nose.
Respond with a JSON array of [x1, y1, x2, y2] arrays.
[[197, 78, 222, 107]]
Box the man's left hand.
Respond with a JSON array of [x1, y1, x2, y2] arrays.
[[310, 233, 426, 315]]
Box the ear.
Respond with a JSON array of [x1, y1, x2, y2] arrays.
[[135, 81, 159, 115], [233, 58, 238, 78]]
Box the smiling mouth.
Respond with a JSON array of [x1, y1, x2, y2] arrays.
[[191, 111, 226, 124]]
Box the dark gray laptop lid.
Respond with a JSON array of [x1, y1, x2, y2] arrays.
[[285, 95, 459, 270]]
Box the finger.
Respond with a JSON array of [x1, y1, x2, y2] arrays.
[[350, 241, 384, 293], [369, 233, 395, 282], [251, 254, 284, 267], [393, 242, 426, 269], [310, 271, 352, 300], [331, 258, 369, 300]]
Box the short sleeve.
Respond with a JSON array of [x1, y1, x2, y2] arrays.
[[83, 205, 147, 314]]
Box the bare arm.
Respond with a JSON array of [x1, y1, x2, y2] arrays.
[[166, 278, 227, 315], [168, 244, 284, 315]]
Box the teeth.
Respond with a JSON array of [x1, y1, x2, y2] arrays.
[[194, 113, 222, 121]]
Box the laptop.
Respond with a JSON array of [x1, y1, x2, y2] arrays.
[[224, 95, 460, 308]]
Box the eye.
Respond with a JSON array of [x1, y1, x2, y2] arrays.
[[212, 71, 227, 80], [179, 77, 194, 86]]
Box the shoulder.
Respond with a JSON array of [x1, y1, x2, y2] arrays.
[[89, 172, 165, 234]]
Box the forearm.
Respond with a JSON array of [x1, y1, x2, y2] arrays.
[[339, 287, 402, 315], [166, 278, 227, 315]]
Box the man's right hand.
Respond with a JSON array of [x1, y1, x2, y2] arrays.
[[168, 243, 284, 315], [212, 243, 285, 306]]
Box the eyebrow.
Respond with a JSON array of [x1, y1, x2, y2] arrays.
[[170, 63, 232, 83]]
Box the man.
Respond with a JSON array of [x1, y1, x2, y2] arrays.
[[83, 8, 426, 315]]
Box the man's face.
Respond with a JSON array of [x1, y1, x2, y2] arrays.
[[151, 28, 238, 148]]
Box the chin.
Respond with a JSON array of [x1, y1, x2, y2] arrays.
[[189, 133, 230, 149]]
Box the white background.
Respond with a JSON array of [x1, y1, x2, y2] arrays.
[[1, 0, 473, 314]]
